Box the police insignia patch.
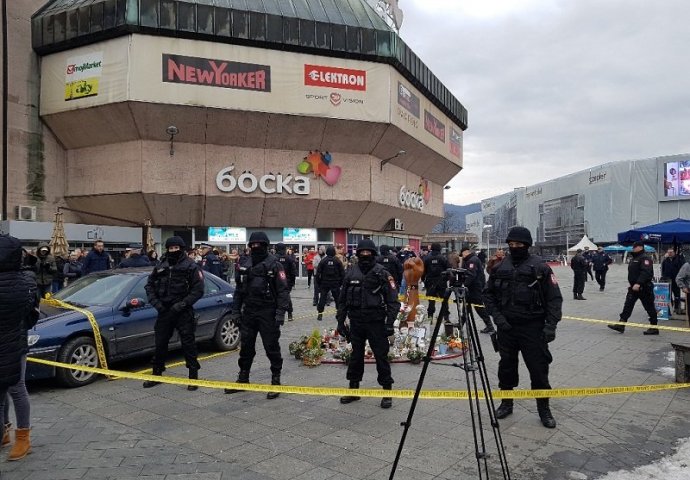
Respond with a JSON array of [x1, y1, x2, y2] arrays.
[[644, 260, 650, 266], [279, 271, 286, 280], [198, 271, 204, 280], [550, 274, 558, 285], [469, 263, 474, 269], [388, 276, 396, 289]]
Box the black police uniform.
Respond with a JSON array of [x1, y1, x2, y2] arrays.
[[316, 247, 344, 319], [422, 247, 449, 320], [609, 248, 658, 334], [376, 245, 403, 286], [590, 251, 613, 291], [337, 240, 400, 407], [661, 253, 685, 313], [570, 252, 588, 299], [144, 237, 205, 386], [201, 249, 223, 278], [119, 253, 151, 268], [483, 226, 562, 428], [230, 232, 291, 396], [460, 251, 495, 333], [275, 243, 296, 320]]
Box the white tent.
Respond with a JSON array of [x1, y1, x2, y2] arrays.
[[568, 235, 598, 252]]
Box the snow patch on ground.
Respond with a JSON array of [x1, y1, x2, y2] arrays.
[[655, 351, 675, 378], [594, 437, 690, 480]]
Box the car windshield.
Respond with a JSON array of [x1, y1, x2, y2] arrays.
[[52, 274, 138, 306]]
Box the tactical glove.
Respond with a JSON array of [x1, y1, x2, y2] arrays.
[[170, 301, 187, 313], [337, 321, 351, 342], [543, 325, 556, 343], [151, 301, 165, 313], [275, 312, 285, 327], [229, 311, 242, 323], [494, 316, 512, 332]]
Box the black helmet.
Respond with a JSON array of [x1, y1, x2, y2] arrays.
[[431, 243, 442, 252], [248, 231, 270, 245], [505, 227, 533, 247], [356, 239, 378, 255], [165, 236, 186, 249], [275, 242, 286, 253], [326, 246, 336, 257], [380, 244, 390, 255]]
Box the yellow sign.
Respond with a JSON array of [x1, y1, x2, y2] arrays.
[[65, 78, 99, 101]]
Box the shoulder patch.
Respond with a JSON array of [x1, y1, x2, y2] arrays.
[[644, 259, 651, 266], [388, 276, 396, 290], [469, 263, 475, 269], [550, 273, 558, 285], [198, 270, 204, 280], [278, 271, 286, 281]]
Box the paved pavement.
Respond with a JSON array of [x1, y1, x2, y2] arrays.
[[1, 263, 689, 479]]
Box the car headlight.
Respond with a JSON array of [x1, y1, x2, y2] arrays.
[[27, 334, 40, 347]]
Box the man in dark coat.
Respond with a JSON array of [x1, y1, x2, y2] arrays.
[[376, 245, 403, 287], [661, 247, 685, 314], [144, 236, 205, 389], [590, 247, 613, 291], [199, 244, 223, 278], [570, 249, 588, 300], [275, 243, 296, 321], [118, 244, 151, 268], [82, 240, 112, 275], [35, 243, 57, 299], [422, 243, 450, 321], [315, 246, 344, 321], [460, 246, 495, 334]]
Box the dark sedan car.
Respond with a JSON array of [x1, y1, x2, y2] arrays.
[[27, 267, 238, 387]]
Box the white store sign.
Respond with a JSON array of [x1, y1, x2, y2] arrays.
[[216, 166, 310, 195], [399, 185, 425, 210]]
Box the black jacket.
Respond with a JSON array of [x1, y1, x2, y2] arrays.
[[316, 254, 345, 288], [570, 254, 588, 273], [145, 254, 205, 310], [275, 252, 297, 289], [119, 254, 152, 269], [461, 252, 486, 296], [628, 252, 654, 287], [82, 249, 111, 275], [422, 251, 449, 284], [661, 255, 684, 281], [590, 252, 612, 271], [376, 253, 403, 286], [0, 235, 39, 388], [337, 263, 400, 326], [233, 254, 290, 315], [201, 252, 223, 277]]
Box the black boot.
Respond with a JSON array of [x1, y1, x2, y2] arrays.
[[578, 294, 587, 300], [143, 366, 163, 388], [267, 374, 281, 399], [288, 312, 293, 322], [187, 368, 199, 391], [495, 399, 513, 419], [380, 385, 392, 409], [317, 313, 323, 321], [480, 325, 496, 334], [608, 323, 625, 333], [537, 398, 556, 428], [643, 328, 659, 335], [573, 293, 578, 300], [224, 370, 250, 394], [340, 381, 361, 404]]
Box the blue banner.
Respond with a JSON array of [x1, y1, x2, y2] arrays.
[[653, 282, 671, 321]]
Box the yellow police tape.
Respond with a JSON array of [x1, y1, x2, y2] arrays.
[[413, 294, 690, 333], [42, 296, 110, 372], [26, 357, 690, 400]]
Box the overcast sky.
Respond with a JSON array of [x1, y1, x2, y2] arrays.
[[397, 0, 690, 206]]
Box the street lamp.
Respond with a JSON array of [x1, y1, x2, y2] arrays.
[[379, 150, 406, 171], [483, 224, 492, 257], [444, 185, 451, 190]]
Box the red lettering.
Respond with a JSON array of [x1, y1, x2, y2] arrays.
[[255, 70, 265, 90], [237, 73, 247, 87], [229, 73, 237, 86], [246, 72, 255, 89], [185, 65, 196, 82], [197, 67, 214, 84], [167, 58, 185, 81], [208, 61, 227, 85]]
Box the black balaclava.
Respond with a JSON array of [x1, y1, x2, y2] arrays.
[[358, 254, 375, 272], [509, 246, 530, 264], [251, 244, 268, 264], [166, 249, 184, 265], [631, 248, 644, 257]]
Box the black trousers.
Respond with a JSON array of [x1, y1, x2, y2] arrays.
[[573, 272, 586, 294], [307, 270, 314, 287], [318, 285, 340, 313], [497, 322, 552, 391], [426, 281, 446, 319], [152, 309, 199, 371], [347, 321, 393, 387], [594, 269, 607, 289], [619, 287, 657, 324], [238, 307, 283, 375], [467, 294, 493, 329], [286, 286, 293, 315]]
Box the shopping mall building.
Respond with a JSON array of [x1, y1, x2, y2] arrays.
[[0, 0, 467, 265]]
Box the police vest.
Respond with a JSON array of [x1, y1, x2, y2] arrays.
[[426, 256, 445, 279], [320, 258, 339, 283], [491, 257, 547, 320], [239, 258, 278, 307], [342, 265, 388, 313]]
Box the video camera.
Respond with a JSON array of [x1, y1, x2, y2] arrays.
[[441, 267, 468, 287]]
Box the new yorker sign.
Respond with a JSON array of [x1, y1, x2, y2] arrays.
[[163, 54, 271, 92]]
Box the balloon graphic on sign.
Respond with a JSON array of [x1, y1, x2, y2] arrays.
[[297, 151, 341, 186], [418, 178, 431, 204]]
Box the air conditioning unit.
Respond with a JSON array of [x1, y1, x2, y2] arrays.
[[16, 205, 37, 221]]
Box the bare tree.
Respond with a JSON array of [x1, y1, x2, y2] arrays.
[[433, 208, 459, 233]]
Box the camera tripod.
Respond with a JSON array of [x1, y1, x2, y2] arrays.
[[389, 278, 511, 480]]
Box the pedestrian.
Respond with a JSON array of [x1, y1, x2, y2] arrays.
[[477, 249, 487, 265], [570, 249, 588, 300], [147, 250, 159, 267], [459, 246, 495, 334], [225, 232, 290, 399], [661, 247, 685, 314], [376, 245, 403, 288], [422, 243, 449, 321], [304, 247, 316, 289], [335, 243, 349, 270], [483, 226, 562, 428], [582, 247, 594, 281], [486, 248, 505, 275], [447, 249, 460, 269], [675, 258, 690, 318], [315, 246, 344, 321], [336, 239, 400, 408], [0, 234, 40, 460], [62, 251, 83, 286], [199, 243, 223, 277], [590, 246, 613, 291], [227, 248, 240, 283], [608, 241, 659, 335], [34, 243, 57, 299], [81, 240, 111, 275], [118, 244, 151, 268], [143, 236, 205, 389], [275, 243, 296, 321], [52, 254, 66, 293]]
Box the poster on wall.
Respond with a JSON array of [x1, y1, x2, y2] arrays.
[[208, 227, 246, 243], [653, 282, 671, 321], [662, 160, 690, 199], [64, 52, 103, 101], [283, 228, 317, 242]]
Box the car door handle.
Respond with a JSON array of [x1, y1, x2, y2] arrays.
[[108, 326, 115, 331], [216, 299, 223, 304]]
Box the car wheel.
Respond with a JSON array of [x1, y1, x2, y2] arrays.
[[55, 336, 101, 388], [214, 314, 240, 351]]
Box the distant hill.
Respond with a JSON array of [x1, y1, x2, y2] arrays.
[[432, 202, 481, 233]]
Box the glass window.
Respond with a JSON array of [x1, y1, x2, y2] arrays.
[[127, 277, 148, 302], [205, 277, 220, 295], [140, 0, 159, 27], [104, 0, 116, 29], [53, 12, 66, 42], [31, 17, 43, 46], [331, 24, 346, 51], [361, 28, 375, 55], [315, 21, 329, 48], [215, 7, 231, 36], [160, 0, 176, 29], [124, 0, 138, 24], [299, 19, 314, 47], [346, 26, 360, 52], [197, 4, 213, 34], [90, 2, 104, 32], [53, 274, 138, 307], [42, 14, 54, 43], [266, 14, 282, 42], [282, 16, 299, 45], [317, 229, 333, 243], [232, 10, 249, 39], [248, 11, 266, 41], [178, 2, 196, 32]]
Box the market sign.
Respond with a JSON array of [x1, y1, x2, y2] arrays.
[[65, 52, 103, 101], [216, 166, 309, 195]]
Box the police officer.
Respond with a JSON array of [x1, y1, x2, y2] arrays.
[[608, 241, 659, 335], [225, 232, 290, 399], [459, 246, 495, 334], [422, 243, 450, 321], [144, 236, 205, 390], [275, 243, 297, 321], [591, 246, 613, 291], [118, 244, 151, 268], [199, 244, 223, 278], [483, 227, 563, 428], [316, 246, 344, 322], [570, 249, 588, 300], [376, 245, 403, 287], [337, 239, 400, 408]]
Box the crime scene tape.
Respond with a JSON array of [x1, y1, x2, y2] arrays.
[[412, 293, 690, 333], [42, 296, 110, 372], [26, 357, 690, 400]]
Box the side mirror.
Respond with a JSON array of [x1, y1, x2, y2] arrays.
[[123, 297, 146, 311]]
